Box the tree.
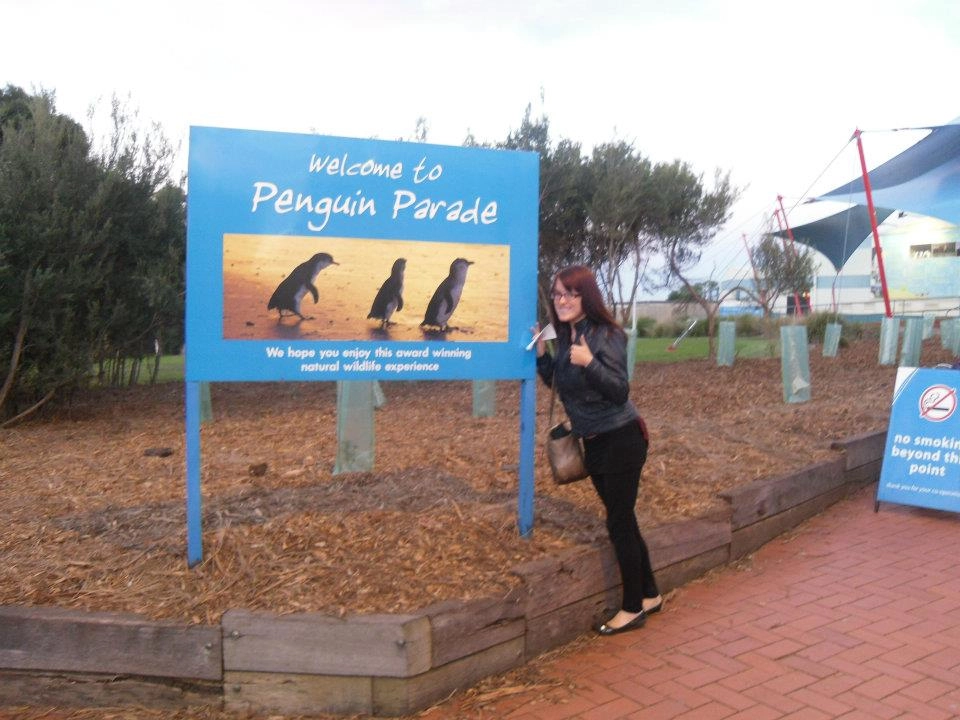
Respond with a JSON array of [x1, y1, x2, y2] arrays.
[[651, 162, 740, 355], [0, 88, 107, 423], [496, 110, 739, 325], [0, 87, 184, 423], [482, 106, 740, 335], [498, 114, 664, 317], [536, 138, 591, 286], [744, 232, 816, 322], [582, 141, 659, 315], [85, 95, 184, 385], [497, 106, 591, 310]]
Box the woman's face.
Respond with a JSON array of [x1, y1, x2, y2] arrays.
[[552, 281, 585, 325]]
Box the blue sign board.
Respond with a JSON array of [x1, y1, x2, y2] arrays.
[[183, 126, 541, 565], [186, 126, 539, 381], [877, 367, 960, 512]]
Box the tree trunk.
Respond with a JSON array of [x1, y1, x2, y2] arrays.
[[0, 314, 29, 418], [128, 357, 141, 387], [705, 308, 718, 359], [150, 337, 162, 384], [1, 387, 57, 429]]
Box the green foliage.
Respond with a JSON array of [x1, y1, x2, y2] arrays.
[[0, 88, 100, 419], [654, 164, 740, 283], [652, 317, 707, 338], [497, 106, 590, 302], [747, 234, 817, 316], [802, 312, 861, 345], [582, 141, 657, 308], [667, 281, 718, 302], [644, 163, 740, 360], [0, 86, 185, 422], [733, 313, 763, 337], [651, 320, 680, 338], [493, 106, 738, 317], [632, 316, 657, 338], [803, 311, 834, 344]]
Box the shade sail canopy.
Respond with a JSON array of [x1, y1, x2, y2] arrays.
[[775, 206, 896, 272], [816, 123, 960, 226]]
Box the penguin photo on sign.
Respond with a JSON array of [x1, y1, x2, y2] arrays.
[[420, 258, 474, 332], [367, 258, 406, 328], [267, 252, 338, 321]]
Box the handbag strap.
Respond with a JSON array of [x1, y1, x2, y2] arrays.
[[548, 368, 558, 426], [548, 349, 569, 427], [547, 333, 572, 427], [547, 327, 583, 430]]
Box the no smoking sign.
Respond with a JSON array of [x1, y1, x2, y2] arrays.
[[919, 384, 957, 422]]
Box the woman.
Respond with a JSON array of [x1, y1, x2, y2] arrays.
[[534, 265, 662, 635]]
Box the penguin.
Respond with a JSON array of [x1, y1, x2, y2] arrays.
[[367, 258, 406, 328], [267, 252, 338, 320], [420, 258, 474, 332]]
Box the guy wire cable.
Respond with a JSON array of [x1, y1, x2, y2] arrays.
[[783, 136, 857, 216], [710, 204, 771, 280]]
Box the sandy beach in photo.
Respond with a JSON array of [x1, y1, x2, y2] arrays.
[[222, 234, 510, 342]]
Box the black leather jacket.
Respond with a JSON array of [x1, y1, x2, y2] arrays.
[[536, 317, 638, 437]]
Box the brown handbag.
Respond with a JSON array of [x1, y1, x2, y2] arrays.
[[545, 371, 588, 484]]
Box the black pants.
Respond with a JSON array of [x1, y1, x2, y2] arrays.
[[584, 420, 659, 613]]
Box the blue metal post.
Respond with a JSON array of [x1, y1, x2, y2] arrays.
[[517, 378, 537, 537], [185, 381, 203, 566]]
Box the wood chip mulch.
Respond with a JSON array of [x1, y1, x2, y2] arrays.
[[2, 337, 955, 629]]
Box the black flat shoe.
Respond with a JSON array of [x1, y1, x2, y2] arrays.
[[595, 610, 647, 636], [644, 598, 664, 615]]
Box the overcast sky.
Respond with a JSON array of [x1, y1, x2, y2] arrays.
[[5, 0, 960, 292]]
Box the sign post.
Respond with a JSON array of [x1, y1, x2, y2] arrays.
[[185, 381, 203, 566], [185, 127, 540, 565]]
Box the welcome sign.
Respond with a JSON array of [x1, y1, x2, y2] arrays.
[[186, 126, 539, 381]]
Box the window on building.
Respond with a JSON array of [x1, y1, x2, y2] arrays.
[[910, 242, 958, 259]]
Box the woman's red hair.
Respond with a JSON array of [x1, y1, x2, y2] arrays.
[[548, 265, 623, 342]]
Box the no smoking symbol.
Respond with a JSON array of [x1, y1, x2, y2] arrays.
[[918, 385, 957, 422]]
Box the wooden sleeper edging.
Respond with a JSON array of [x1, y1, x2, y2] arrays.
[[0, 430, 888, 716]]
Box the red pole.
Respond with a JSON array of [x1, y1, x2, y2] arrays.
[[776, 196, 805, 316], [853, 128, 893, 318]]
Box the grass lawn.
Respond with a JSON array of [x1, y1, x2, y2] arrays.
[[633, 336, 779, 362], [149, 354, 184, 383]]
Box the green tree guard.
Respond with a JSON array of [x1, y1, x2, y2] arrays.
[[373, 380, 386, 409], [900, 317, 923, 367], [879, 316, 900, 365], [334, 381, 375, 474], [942, 317, 960, 355], [923, 315, 936, 340], [822, 323, 842, 357], [472, 380, 496, 417], [625, 325, 638, 381], [717, 321, 735, 367], [941, 318, 954, 350], [200, 382, 213, 424], [780, 325, 811, 404]]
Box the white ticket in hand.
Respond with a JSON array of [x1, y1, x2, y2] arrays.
[[526, 323, 557, 351]]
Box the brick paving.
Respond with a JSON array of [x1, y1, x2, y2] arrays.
[[421, 483, 960, 719]]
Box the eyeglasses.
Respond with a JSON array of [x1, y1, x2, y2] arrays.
[[551, 290, 581, 302]]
